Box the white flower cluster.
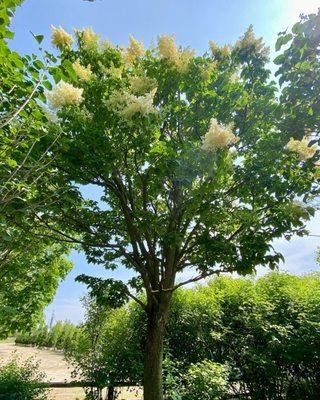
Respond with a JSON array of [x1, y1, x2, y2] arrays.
[[287, 137, 317, 161], [129, 75, 157, 95], [108, 89, 157, 119], [72, 59, 92, 81], [202, 118, 238, 152], [108, 63, 123, 79], [157, 35, 195, 72], [234, 25, 266, 55], [209, 40, 230, 58], [74, 27, 99, 50], [123, 35, 144, 65], [51, 26, 73, 48], [47, 81, 83, 109]]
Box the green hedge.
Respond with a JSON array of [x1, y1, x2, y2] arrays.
[[16, 272, 320, 399]]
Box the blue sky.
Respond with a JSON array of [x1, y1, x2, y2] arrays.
[[10, 0, 320, 323]]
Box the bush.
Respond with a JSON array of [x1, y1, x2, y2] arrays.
[[182, 360, 229, 400], [0, 356, 48, 400]]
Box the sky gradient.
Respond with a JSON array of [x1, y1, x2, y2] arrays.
[[9, 0, 320, 323]]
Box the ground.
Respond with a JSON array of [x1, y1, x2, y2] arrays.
[[0, 341, 140, 400]]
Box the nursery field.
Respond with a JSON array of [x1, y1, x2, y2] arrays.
[[0, 341, 140, 400]]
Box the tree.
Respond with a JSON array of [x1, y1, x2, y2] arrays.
[[27, 11, 320, 400], [0, 242, 71, 338], [0, 0, 72, 335]]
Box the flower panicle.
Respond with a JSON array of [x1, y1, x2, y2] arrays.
[[287, 136, 317, 161], [51, 25, 73, 48], [47, 81, 83, 109], [202, 118, 239, 152]]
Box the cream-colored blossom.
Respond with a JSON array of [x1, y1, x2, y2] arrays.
[[72, 59, 92, 81], [97, 61, 123, 79], [201, 62, 217, 81], [220, 45, 231, 57], [83, 27, 99, 48], [229, 73, 239, 84], [108, 62, 123, 79], [108, 89, 157, 119], [286, 136, 317, 161], [177, 48, 195, 72], [101, 40, 114, 51], [158, 35, 180, 64], [315, 164, 320, 179], [47, 81, 83, 109], [129, 75, 157, 95], [158, 35, 194, 72], [209, 41, 230, 58], [202, 118, 238, 152], [75, 27, 99, 50], [51, 25, 73, 48], [124, 35, 144, 65], [235, 25, 267, 56], [209, 40, 219, 55]]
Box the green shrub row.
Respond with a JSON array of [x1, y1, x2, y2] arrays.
[[15, 321, 81, 352], [15, 272, 320, 399]]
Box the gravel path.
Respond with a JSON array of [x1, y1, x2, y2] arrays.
[[0, 341, 140, 400]]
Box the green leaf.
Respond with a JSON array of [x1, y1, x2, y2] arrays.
[[275, 33, 293, 51], [273, 55, 284, 65], [43, 80, 52, 90], [34, 34, 44, 44]]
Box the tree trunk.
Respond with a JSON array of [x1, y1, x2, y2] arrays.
[[107, 386, 115, 400], [143, 303, 167, 400]]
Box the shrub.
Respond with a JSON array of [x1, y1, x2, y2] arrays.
[[0, 355, 48, 400], [182, 360, 229, 400]]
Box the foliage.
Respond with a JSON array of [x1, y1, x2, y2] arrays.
[[16, 320, 81, 351], [274, 10, 320, 138], [0, 0, 53, 213], [28, 10, 319, 311], [0, 355, 49, 400], [65, 298, 144, 391], [0, 244, 72, 338], [182, 360, 229, 400], [0, 1, 72, 337], [18, 272, 320, 399]]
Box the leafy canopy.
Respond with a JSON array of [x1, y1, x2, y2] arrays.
[[30, 13, 320, 309], [0, 0, 72, 336]]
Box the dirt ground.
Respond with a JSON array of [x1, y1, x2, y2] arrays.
[[0, 341, 141, 400]]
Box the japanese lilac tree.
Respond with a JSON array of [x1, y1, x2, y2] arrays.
[[32, 11, 319, 400]]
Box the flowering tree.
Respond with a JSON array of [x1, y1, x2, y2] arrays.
[[30, 12, 320, 400]]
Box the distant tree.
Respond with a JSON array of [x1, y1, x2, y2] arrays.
[[24, 10, 320, 400]]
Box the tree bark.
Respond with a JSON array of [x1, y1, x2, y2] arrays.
[[107, 386, 115, 400], [143, 303, 167, 400]]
